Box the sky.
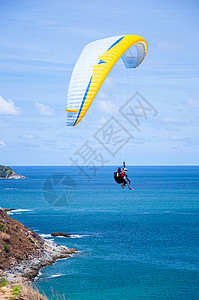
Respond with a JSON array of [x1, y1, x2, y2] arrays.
[[0, 0, 199, 166]]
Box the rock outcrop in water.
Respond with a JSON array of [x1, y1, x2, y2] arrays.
[[0, 165, 26, 179], [0, 208, 77, 282], [51, 232, 72, 237]]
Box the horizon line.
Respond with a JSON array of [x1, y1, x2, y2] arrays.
[[8, 164, 199, 167]]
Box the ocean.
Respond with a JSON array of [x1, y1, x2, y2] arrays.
[[0, 166, 199, 299]]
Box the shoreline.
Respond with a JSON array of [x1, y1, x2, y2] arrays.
[[4, 239, 78, 282], [0, 208, 78, 283], [0, 165, 26, 180]]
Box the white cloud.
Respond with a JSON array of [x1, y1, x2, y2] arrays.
[[103, 77, 114, 88], [169, 135, 199, 147], [157, 41, 182, 51], [0, 96, 21, 115], [98, 117, 107, 124], [21, 134, 37, 140], [97, 100, 118, 114], [187, 98, 199, 108], [163, 117, 190, 124], [97, 90, 107, 100], [0, 140, 5, 147], [95, 117, 107, 128], [35, 102, 54, 116], [169, 135, 182, 141]]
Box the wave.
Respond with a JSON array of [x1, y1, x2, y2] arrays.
[[12, 209, 33, 214], [34, 270, 43, 281], [35, 272, 66, 281], [3, 188, 19, 190], [69, 234, 89, 239], [40, 234, 52, 239], [137, 211, 199, 215], [49, 274, 65, 279], [8, 209, 34, 215], [55, 234, 89, 239]]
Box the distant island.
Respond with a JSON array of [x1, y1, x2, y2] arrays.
[[0, 165, 26, 179]]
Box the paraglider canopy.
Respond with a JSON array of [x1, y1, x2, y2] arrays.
[[66, 35, 147, 126]]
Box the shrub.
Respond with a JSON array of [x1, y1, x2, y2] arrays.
[[17, 280, 48, 300], [0, 223, 8, 232], [0, 281, 8, 287], [0, 276, 8, 287], [12, 285, 21, 297], [4, 244, 10, 253], [29, 237, 35, 244]]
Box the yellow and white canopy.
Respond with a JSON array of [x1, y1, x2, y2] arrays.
[[66, 35, 147, 126]]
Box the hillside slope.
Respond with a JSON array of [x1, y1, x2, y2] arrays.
[[0, 165, 26, 179], [0, 208, 77, 281]]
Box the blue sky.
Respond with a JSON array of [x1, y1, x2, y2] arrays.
[[0, 0, 199, 166]]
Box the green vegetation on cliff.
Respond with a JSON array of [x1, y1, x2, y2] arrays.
[[0, 165, 26, 179], [0, 165, 13, 178]]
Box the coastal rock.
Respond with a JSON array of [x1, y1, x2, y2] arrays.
[[0, 165, 26, 179], [0, 208, 78, 282], [4, 208, 16, 212], [51, 232, 71, 237], [5, 241, 78, 282]]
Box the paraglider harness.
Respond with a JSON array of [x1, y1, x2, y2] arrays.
[[114, 162, 126, 184]]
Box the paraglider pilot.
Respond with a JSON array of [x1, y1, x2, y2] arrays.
[[114, 163, 133, 190], [121, 168, 133, 190]]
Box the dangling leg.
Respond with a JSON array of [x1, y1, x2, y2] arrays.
[[126, 178, 134, 190], [121, 179, 126, 189]]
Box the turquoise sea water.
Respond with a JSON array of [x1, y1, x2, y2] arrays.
[[0, 166, 199, 299]]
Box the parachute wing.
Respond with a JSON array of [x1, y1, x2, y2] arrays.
[[66, 35, 147, 126]]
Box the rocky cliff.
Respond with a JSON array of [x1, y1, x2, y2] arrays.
[[0, 165, 26, 179], [0, 208, 77, 282]]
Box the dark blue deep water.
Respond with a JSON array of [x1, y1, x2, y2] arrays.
[[0, 166, 199, 299]]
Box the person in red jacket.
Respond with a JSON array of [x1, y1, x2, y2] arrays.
[[121, 168, 133, 190]]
